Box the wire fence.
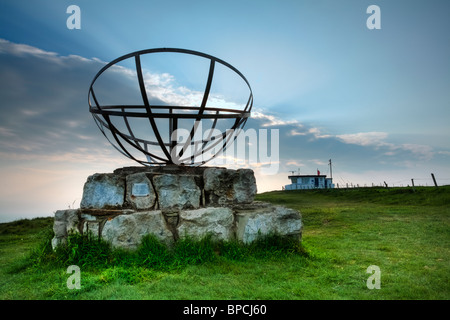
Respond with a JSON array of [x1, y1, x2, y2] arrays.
[[334, 175, 450, 189], [328, 162, 450, 189]]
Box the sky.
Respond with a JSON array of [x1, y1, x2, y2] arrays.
[[0, 0, 449, 222]]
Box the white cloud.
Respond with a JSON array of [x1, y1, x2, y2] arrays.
[[0, 39, 57, 58], [288, 125, 332, 139], [143, 70, 247, 110], [143, 71, 174, 87], [252, 110, 299, 127], [252, 110, 334, 142], [307, 127, 332, 139], [399, 143, 433, 160], [91, 58, 247, 110], [289, 129, 307, 136], [309, 159, 328, 166], [335, 132, 389, 147], [285, 160, 306, 167]]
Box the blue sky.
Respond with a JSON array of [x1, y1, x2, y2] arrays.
[[0, 0, 449, 222]]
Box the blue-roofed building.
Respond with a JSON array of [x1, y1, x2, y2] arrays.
[[285, 172, 334, 190]]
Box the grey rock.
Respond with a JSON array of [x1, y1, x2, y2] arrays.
[[233, 169, 257, 204], [177, 207, 234, 241], [80, 173, 125, 209], [153, 174, 201, 212], [126, 172, 156, 210], [101, 211, 173, 250], [235, 202, 302, 244], [80, 212, 104, 238], [203, 168, 256, 205], [51, 209, 80, 249], [82, 220, 101, 238]]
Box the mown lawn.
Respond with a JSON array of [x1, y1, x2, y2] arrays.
[[0, 186, 449, 300]]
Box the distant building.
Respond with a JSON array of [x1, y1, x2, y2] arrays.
[[285, 171, 334, 190]]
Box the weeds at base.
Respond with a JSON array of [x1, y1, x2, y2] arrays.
[[16, 230, 310, 285]]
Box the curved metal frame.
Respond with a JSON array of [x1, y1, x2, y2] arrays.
[[88, 48, 253, 166]]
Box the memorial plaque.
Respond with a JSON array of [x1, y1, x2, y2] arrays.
[[132, 183, 150, 197]]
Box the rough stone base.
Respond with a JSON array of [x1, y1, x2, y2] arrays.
[[52, 202, 302, 250], [52, 166, 302, 250]]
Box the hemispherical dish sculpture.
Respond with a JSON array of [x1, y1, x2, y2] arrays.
[[88, 48, 253, 166]]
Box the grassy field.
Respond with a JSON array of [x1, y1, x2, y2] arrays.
[[0, 186, 449, 300]]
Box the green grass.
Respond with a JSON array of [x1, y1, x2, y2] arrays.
[[1, 186, 449, 300]]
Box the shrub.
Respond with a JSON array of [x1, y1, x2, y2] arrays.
[[54, 232, 113, 269], [248, 233, 303, 258], [26, 231, 306, 275], [172, 235, 217, 266], [216, 239, 248, 261], [137, 234, 173, 269]]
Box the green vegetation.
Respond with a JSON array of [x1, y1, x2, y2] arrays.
[[1, 186, 449, 299]]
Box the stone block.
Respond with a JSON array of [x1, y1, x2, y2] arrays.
[[233, 169, 257, 204], [235, 202, 302, 244], [203, 168, 256, 205], [177, 207, 234, 241], [101, 211, 173, 250], [126, 172, 156, 210], [152, 174, 201, 212], [80, 173, 125, 209], [51, 209, 80, 249], [84, 221, 100, 237]]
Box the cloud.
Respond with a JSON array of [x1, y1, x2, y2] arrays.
[[249, 110, 442, 171], [398, 143, 434, 161], [0, 39, 111, 161], [142, 71, 248, 110], [335, 132, 389, 147], [333, 132, 433, 161], [256, 110, 437, 164], [0, 39, 58, 58], [289, 129, 307, 136], [308, 159, 328, 166], [307, 127, 332, 139], [0, 38, 256, 169], [252, 110, 299, 127], [0, 126, 16, 137], [285, 160, 306, 167]]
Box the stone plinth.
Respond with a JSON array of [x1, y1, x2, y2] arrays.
[[52, 166, 302, 250]]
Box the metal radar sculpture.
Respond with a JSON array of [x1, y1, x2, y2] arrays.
[[88, 48, 253, 166]]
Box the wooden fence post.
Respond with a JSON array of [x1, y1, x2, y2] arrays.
[[431, 173, 438, 187], [411, 178, 416, 192]]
